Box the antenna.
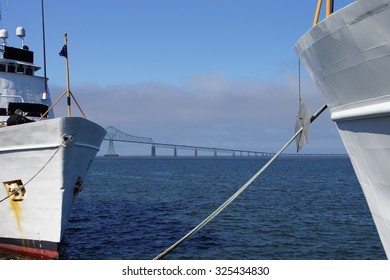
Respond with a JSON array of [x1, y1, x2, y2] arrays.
[[41, 0, 48, 100], [16, 26, 25, 47], [0, 28, 8, 49]]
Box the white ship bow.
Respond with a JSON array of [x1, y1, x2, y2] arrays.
[[0, 23, 105, 258], [296, 0, 390, 258], [0, 117, 105, 258]]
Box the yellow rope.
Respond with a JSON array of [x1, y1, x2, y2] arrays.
[[313, 0, 323, 26], [69, 91, 87, 118], [38, 90, 67, 121], [38, 90, 87, 121], [313, 0, 334, 26]]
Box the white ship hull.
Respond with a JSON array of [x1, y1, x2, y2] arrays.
[[295, 0, 390, 258], [0, 117, 105, 258]]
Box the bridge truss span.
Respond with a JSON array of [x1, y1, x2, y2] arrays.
[[103, 126, 347, 158]]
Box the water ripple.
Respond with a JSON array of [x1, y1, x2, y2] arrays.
[[54, 157, 386, 260]]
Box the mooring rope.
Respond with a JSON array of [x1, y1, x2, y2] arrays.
[[0, 135, 72, 204], [154, 104, 328, 260]]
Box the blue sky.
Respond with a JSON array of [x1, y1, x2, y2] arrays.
[[1, 0, 354, 155]]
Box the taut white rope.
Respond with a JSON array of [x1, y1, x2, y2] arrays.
[[154, 104, 328, 260]]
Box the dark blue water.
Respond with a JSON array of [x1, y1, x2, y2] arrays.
[[59, 156, 386, 260]]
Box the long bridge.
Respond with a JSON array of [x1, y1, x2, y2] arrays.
[[103, 126, 347, 157]]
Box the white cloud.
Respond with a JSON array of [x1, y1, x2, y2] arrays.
[[49, 70, 344, 156]]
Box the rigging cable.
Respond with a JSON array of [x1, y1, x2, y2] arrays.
[[0, 136, 71, 204], [154, 103, 328, 260]]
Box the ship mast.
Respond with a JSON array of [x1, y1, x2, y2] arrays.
[[63, 33, 71, 117], [41, 0, 48, 100]]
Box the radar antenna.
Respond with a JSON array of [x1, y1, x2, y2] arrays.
[[16, 26, 25, 47], [0, 28, 8, 50]]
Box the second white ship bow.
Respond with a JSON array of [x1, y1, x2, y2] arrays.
[[296, 0, 390, 258], [0, 117, 106, 258]]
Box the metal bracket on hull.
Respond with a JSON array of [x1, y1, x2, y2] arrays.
[[0, 135, 70, 204], [3, 180, 25, 201]]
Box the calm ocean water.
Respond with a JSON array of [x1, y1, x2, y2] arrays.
[[1, 156, 385, 260], [55, 156, 386, 260]]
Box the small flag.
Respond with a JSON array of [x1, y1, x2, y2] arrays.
[[59, 45, 67, 58]]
